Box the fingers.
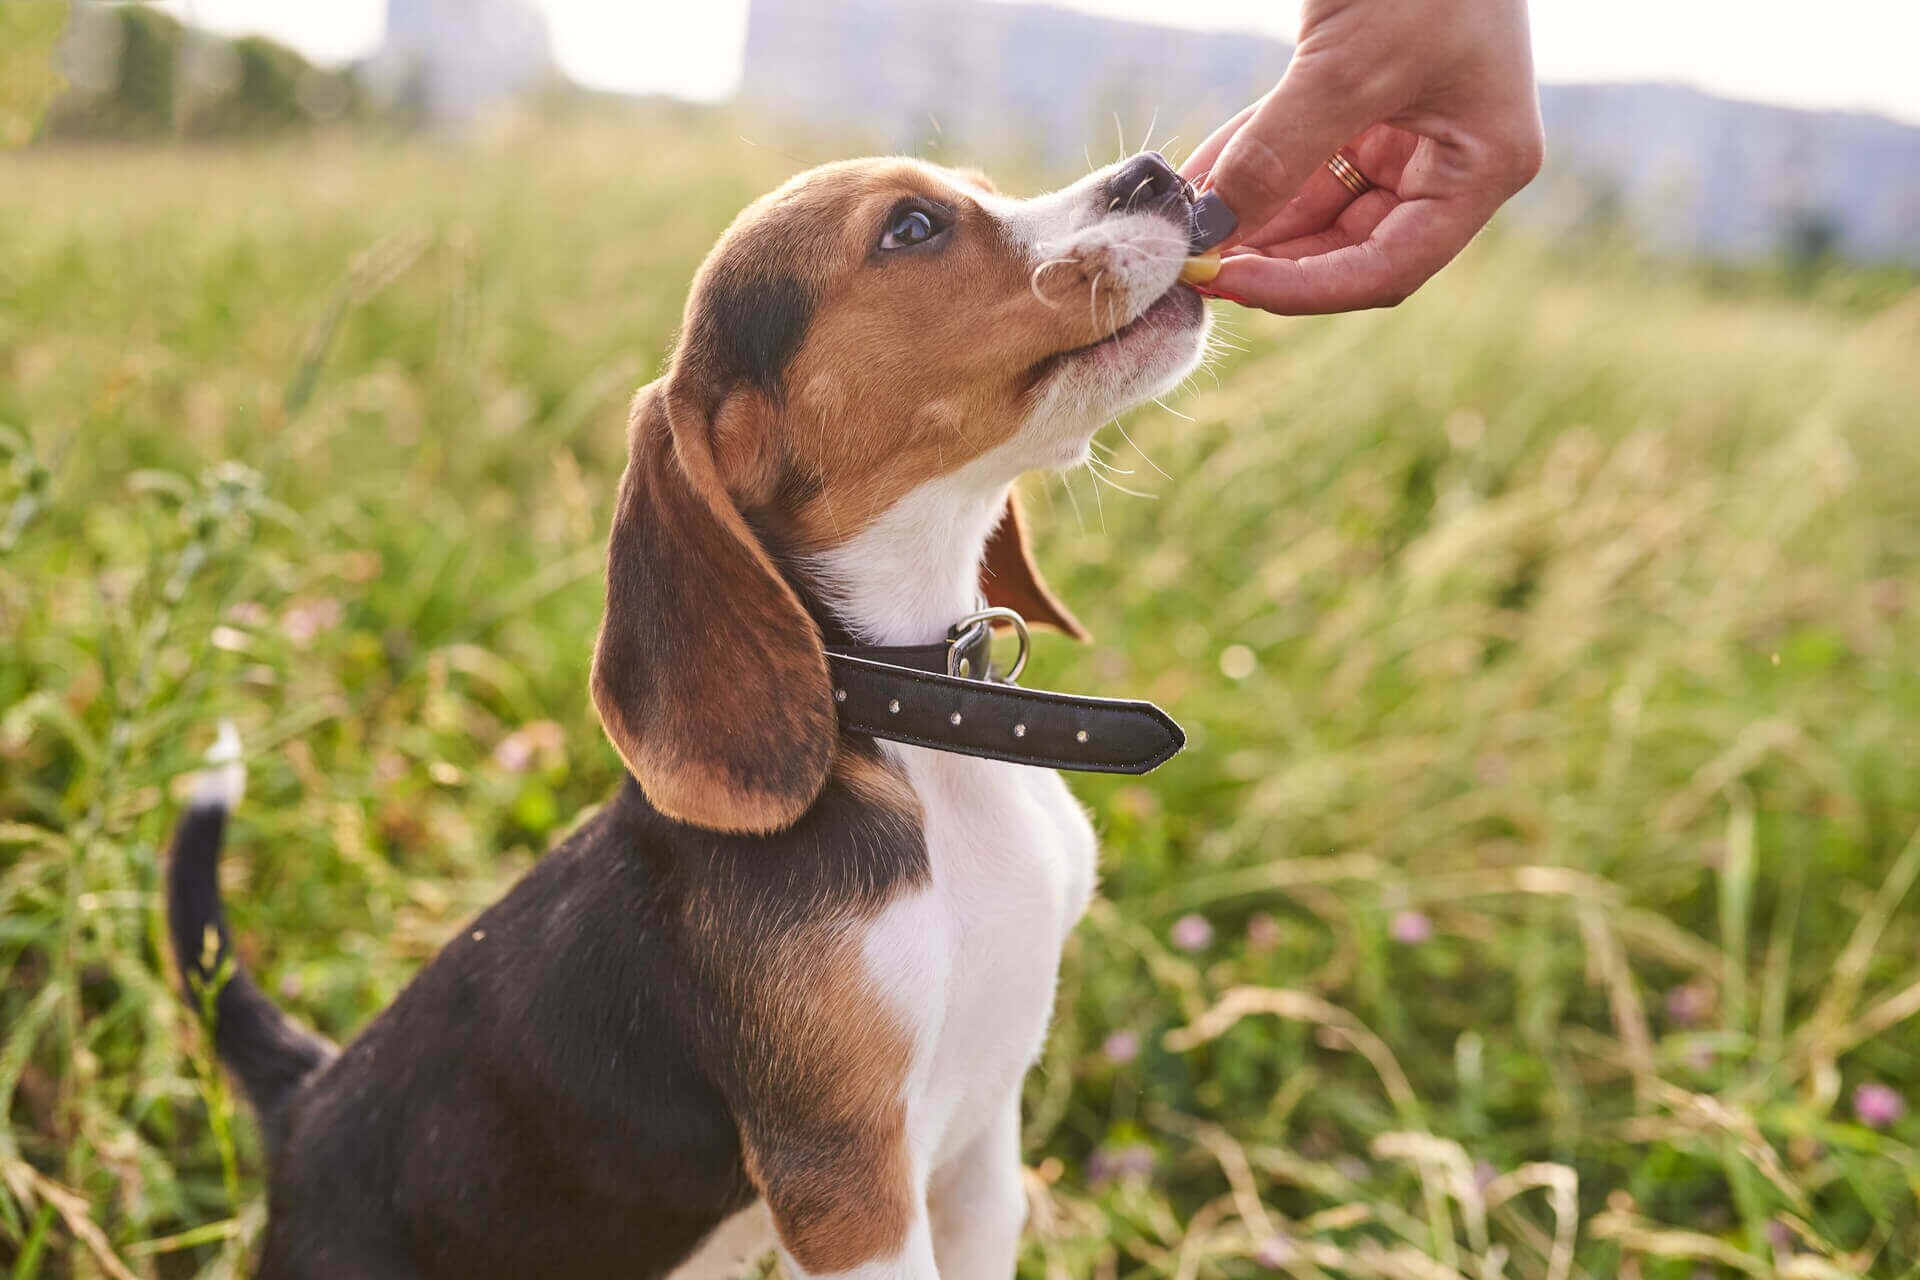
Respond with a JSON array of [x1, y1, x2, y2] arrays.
[[1241, 186, 1400, 264], [1198, 58, 1389, 249], [1177, 95, 1263, 187], [1231, 162, 1361, 252], [1231, 124, 1412, 250], [1208, 193, 1492, 315]]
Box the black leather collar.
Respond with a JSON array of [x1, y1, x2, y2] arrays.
[[824, 610, 1184, 774]]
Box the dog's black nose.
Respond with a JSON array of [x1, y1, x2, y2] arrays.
[[1106, 151, 1189, 215]]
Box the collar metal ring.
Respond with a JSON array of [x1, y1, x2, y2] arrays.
[[947, 607, 1030, 684]]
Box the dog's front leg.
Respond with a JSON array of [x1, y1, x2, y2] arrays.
[[776, 1216, 939, 1280], [749, 1120, 939, 1280], [928, 1093, 1027, 1279]]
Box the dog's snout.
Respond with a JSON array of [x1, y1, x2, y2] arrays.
[[1106, 152, 1189, 216]]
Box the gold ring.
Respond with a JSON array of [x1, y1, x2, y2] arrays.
[[1327, 150, 1372, 197]]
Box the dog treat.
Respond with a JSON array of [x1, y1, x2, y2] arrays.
[[1179, 251, 1222, 286]]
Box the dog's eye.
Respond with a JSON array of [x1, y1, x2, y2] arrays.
[[880, 205, 945, 251]]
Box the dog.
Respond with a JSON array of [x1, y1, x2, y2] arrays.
[[168, 150, 1211, 1278]]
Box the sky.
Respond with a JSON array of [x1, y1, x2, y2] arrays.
[[155, 0, 1920, 127]]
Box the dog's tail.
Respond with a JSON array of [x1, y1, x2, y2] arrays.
[[167, 722, 333, 1153]]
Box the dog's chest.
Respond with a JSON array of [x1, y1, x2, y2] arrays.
[[861, 746, 1097, 1165]]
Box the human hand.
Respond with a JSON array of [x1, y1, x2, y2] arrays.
[[1181, 0, 1544, 314]]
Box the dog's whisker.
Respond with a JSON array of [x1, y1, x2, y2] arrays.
[[1083, 458, 1109, 531], [1029, 257, 1077, 308], [1111, 416, 1174, 481], [818, 486, 844, 542], [734, 133, 807, 167], [1089, 466, 1158, 501], [1058, 468, 1087, 533], [1185, 355, 1224, 388]]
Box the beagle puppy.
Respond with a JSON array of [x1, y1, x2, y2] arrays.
[[168, 151, 1210, 1279]]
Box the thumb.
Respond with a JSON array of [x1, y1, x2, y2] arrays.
[[1194, 59, 1386, 249]]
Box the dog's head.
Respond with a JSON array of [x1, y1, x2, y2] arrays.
[[593, 153, 1210, 832]]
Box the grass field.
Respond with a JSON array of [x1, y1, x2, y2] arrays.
[[4, 113, 1920, 1278]]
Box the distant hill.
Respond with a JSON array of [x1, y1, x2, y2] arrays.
[[742, 0, 1920, 264], [1532, 83, 1920, 263], [742, 0, 1286, 166]]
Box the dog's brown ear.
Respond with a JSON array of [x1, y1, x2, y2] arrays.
[[980, 491, 1088, 640], [591, 381, 835, 833]]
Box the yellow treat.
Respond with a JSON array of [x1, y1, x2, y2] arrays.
[[1179, 251, 1222, 286]]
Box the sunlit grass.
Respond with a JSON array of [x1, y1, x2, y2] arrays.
[[3, 113, 1919, 1278]]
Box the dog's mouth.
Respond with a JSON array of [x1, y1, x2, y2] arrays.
[[1095, 284, 1203, 348], [1043, 282, 1206, 372]]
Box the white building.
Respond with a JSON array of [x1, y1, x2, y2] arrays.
[[374, 0, 553, 124]]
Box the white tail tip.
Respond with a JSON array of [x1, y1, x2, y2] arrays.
[[192, 719, 246, 810]]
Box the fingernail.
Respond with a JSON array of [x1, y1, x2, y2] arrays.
[[1188, 192, 1236, 251]]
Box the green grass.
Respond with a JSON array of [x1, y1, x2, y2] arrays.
[[4, 113, 1920, 1278]]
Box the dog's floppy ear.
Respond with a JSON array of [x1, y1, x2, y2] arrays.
[[980, 491, 1088, 640], [591, 381, 835, 833]]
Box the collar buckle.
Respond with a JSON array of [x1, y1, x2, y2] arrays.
[[946, 607, 1030, 684]]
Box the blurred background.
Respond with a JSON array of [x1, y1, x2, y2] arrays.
[[13, 0, 1920, 264], [3, 2, 1919, 1277]]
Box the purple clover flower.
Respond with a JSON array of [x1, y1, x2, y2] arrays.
[[1854, 1082, 1906, 1130], [1170, 913, 1214, 952], [1389, 909, 1433, 944]]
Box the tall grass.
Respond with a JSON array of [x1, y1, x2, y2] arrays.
[[3, 115, 1918, 1278]]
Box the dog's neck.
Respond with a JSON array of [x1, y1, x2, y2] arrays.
[[806, 458, 1015, 648]]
